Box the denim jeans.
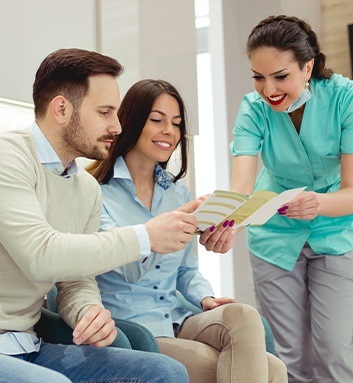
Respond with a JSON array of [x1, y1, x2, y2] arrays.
[[0, 353, 71, 383], [11, 342, 188, 383]]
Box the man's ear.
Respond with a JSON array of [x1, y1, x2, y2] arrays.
[[50, 96, 73, 124]]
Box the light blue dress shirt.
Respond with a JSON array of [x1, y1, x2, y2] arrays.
[[28, 122, 78, 176], [96, 157, 214, 337], [230, 74, 353, 271]]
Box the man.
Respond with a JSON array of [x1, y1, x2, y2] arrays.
[[0, 48, 192, 382]]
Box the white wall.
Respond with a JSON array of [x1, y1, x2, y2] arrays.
[[98, 0, 198, 190], [0, 0, 198, 192], [0, 0, 97, 103]]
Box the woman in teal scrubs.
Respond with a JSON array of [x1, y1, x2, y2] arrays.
[[230, 15, 353, 383]]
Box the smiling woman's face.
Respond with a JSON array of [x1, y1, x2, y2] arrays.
[[250, 47, 312, 112], [128, 93, 182, 166]]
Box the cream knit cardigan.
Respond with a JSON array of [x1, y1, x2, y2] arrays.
[[0, 130, 141, 335]]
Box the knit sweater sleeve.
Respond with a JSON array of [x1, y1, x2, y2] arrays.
[[55, 184, 105, 327], [0, 133, 143, 284], [56, 278, 104, 328]]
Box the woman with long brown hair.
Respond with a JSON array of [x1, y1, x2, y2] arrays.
[[88, 79, 287, 383]]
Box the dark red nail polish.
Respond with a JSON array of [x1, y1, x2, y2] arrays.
[[277, 206, 288, 214]]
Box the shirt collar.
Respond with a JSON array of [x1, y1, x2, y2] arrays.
[[113, 157, 172, 190], [28, 122, 78, 177]]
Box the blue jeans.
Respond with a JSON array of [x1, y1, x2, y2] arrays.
[[12, 342, 188, 383], [0, 353, 71, 383]]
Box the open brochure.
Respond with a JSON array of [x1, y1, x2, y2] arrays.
[[194, 187, 306, 232]]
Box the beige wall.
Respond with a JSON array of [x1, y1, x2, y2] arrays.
[[321, 0, 353, 78]]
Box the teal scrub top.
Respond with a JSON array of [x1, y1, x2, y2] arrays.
[[230, 74, 353, 271]]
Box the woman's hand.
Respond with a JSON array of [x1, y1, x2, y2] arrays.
[[278, 191, 321, 219], [199, 221, 239, 253], [201, 296, 236, 311]]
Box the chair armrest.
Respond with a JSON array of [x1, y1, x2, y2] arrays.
[[176, 291, 202, 314], [114, 318, 159, 353], [35, 308, 75, 345], [35, 308, 132, 349], [260, 316, 276, 355]]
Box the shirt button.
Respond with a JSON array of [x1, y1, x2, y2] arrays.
[[164, 314, 169, 318], [155, 265, 160, 269], [160, 296, 164, 300], [153, 286, 158, 290]]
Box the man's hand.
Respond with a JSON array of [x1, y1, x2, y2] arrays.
[[201, 296, 236, 311], [177, 195, 207, 214], [73, 305, 117, 347], [199, 221, 240, 253], [145, 211, 198, 253]]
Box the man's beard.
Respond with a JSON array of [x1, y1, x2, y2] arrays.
[[62, 109, 112, 161]]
